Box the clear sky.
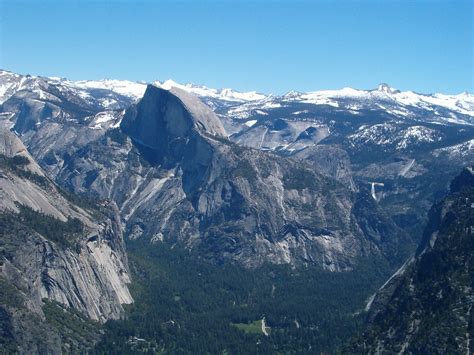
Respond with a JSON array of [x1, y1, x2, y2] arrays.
[[0, 0, 472, 94]]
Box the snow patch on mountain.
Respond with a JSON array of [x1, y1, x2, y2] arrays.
[[396, 126, 441, 150], [1, 70, 472, 127], [279, 84, 473, 124], [349, 124, 397, 146], [73, 79, 147, 100], [155, 79, 266, 102], [349, 124, 441, 150], [434, 139, 474, 158], [89, 111, 123, 129], [244, 120, 258, 127]]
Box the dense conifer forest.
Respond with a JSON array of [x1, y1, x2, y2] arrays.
[[94, 242, 392, 353]]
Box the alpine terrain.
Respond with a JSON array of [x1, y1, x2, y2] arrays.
[[0, 69, 472, 353]]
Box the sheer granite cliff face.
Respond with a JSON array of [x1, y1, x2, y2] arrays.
[[0, 81, 411, 271], [0, 202, 133, 322], [348, 168, 474, 354], [19, 85, 407, 271], [0, 129, 132, 352]]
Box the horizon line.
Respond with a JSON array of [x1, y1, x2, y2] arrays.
[[1, 67, 471, 97]]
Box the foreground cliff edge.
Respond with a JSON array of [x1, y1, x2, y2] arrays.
[[0, 129, 132, 353]]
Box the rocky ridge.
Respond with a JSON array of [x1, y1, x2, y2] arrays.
[[348, 167, 474, 353], [2, 70, 470, 271], [0, 129, 132, 352]]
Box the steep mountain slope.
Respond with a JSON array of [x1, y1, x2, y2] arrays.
[[1, 69, 472, 351], [0, 70, 140, 134], [212, 85, 473, 244], [121, 85, 394, 269], [348, 167, 474, 353], [1, 82, 409, 270], [148, 81, 474, 234], [0, 129, 132, 353], [1, 69, 470, 269]]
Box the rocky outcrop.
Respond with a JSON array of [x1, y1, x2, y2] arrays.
[[293, 144, 356, 191], [120, 85, 224, 197], [0, 77, 412, 271], [0, 127, 45, 175], [20, 85, 409, 271], [0, 130, 132, 352], [1, 213, 132, 321], [348, 168, 474, 353], [0, 71, 137, 135]]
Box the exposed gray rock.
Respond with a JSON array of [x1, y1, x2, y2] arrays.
[[0, 129, 132, 351], [348, 168, 474, 353], [0, 74, 413, 271], [23, 85, 410, 271], [293, 144, 356, 191]]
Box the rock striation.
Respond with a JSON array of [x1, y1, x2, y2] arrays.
[[0, 129, 132, 352]]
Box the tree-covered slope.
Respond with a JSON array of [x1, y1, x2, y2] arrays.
[[347, 167, 474, 354], [0, 129, 132, 353]]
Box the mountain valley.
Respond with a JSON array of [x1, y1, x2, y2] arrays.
[[0, 69, 472, 353]]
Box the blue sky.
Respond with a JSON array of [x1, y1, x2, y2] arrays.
[[0, 0, 472, 94]]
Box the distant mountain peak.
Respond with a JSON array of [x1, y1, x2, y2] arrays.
[[120, 84, 226, 165], [154, 78, 267, 102], [376, 83, 400, 94], [159, 79, 181, 90], [283, 90, 303, 98]]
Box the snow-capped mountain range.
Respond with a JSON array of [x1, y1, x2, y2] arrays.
[[1, 69, 472, 123], [0, 67, 472, 275], [1, 68, 473, 160], [0, 70, 266, 107], [1, 68, 472, 354], [283, 83, 473, 119]]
